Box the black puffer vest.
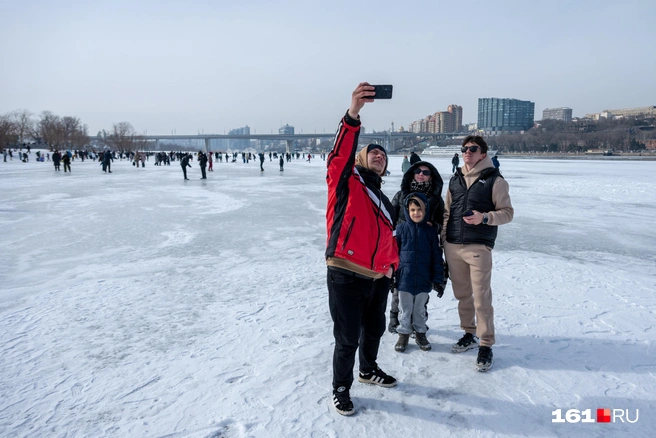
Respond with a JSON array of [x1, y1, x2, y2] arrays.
[[446, 167, 502, 249]]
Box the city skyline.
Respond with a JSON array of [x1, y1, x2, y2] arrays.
[[1, 0, 655, 136]]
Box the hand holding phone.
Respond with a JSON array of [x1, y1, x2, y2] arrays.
[[463, 209, 474, 217]]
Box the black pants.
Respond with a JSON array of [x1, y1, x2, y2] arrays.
[[200, 166, 207, 179], [327, 267, 389, 390], [182, 166, 188, 179]]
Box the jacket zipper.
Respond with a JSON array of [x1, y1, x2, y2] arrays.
[[414, 221, 418, 291], [341, 217, 356, 250], [371, 190, 382, 270]]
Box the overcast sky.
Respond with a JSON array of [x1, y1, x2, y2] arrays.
[[1, 0, 655, 135]]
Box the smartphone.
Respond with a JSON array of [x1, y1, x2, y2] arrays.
[[463, 209, 474, 217], [370, 85, 393, 99]]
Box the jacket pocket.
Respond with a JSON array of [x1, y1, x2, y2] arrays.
[[341, 217, 356, 250]]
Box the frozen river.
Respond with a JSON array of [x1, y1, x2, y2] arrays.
[[1, 153, 655, 437]]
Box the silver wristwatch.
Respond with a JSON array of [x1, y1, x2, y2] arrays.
[[482, 213, 489, 225]]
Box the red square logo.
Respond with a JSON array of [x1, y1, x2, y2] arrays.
[[597, 408, 611, 423]]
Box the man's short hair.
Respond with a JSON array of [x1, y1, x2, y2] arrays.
[[462, 135, 488, 154]]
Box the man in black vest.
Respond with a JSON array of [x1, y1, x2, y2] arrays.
[[442, 135, 514, 372]]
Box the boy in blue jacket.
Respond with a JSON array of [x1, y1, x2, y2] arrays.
[[394, 192, 446, 352]]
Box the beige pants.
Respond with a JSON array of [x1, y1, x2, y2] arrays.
[[444, 242, 495, 347]]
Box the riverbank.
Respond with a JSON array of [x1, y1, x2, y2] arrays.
[[496, 152, 656, 160], [390, 152, 656, 161]]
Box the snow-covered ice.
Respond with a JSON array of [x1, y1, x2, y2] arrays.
[[1, 153, 655, 437]]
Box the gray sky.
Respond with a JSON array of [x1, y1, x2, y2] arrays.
[[1, 0, 655, 135]]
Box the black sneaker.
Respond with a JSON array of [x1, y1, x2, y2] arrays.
[[415, 332, 432, 351], [451, 332, 478, 353], [358, 367, 397, 388], [332, 386, 354, 416], [476, 346, 493, 372]]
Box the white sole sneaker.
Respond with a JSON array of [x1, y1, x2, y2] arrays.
[[451, 334, 479, 353], [476, 360, 493, 372], [451, 342, 478, 353]]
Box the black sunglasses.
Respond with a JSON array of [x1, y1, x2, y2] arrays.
[[414, 169, 431, 176], [461, 145, 481, 153]]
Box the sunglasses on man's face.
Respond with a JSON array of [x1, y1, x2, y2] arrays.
[[414, 169, 431, 176], [461, 145, 480, 153]]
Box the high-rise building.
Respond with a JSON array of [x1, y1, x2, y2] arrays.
[[435, 112, 451, 133], [478, 98, 535, 134], [279, 124, 294, 135], [229, 126, 251, 150], [447, 105, 463, 132], [542, 107, 573, 122]]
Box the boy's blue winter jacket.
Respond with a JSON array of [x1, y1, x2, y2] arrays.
[[395, 192, 445, 294]]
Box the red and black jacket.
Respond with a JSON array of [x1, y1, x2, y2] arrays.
[[325, 113, 399, 275]]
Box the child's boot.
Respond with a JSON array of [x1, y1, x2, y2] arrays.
[[395, 334, 410, 352], [415, 332, 432, 351]]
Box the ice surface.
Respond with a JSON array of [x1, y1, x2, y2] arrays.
[[1, 153, 655, 437]]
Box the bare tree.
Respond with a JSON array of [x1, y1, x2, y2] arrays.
[[9, 110, 34, 145], [35, 111, 62, 148], [0, 114, 18, 148], [60, 116, 89, 149], [107, 122, 138, 152], [33, 111, 89, 150]]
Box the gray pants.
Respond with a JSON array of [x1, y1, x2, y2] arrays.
[[397, 291, 429, 334]]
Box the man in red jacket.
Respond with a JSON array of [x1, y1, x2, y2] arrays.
[[326, 82, 400, 416]]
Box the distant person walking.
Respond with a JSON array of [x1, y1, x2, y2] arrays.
[[259, 152, 265, 171], [279, 155, 284, 171], [52, 150, 61, 171], [491, 155, 500, 169], [181, 153, 191, 180], [103, 150, 113, 173], [401, 155, 410, 174], [451, 153, 459, 173], [198, 151, 208, 179], [208, 152, 213, 171], [62, 153, 71, 173]]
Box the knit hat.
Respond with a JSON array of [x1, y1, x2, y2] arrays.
[[367, 144, 386, 156], [355, 144, 388, 176]]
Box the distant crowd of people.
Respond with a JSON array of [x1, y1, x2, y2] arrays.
[[2, 146, 325, 180]]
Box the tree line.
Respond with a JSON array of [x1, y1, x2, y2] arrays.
[[0, 110, 146, 152], [483, 117, 656, 153]]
